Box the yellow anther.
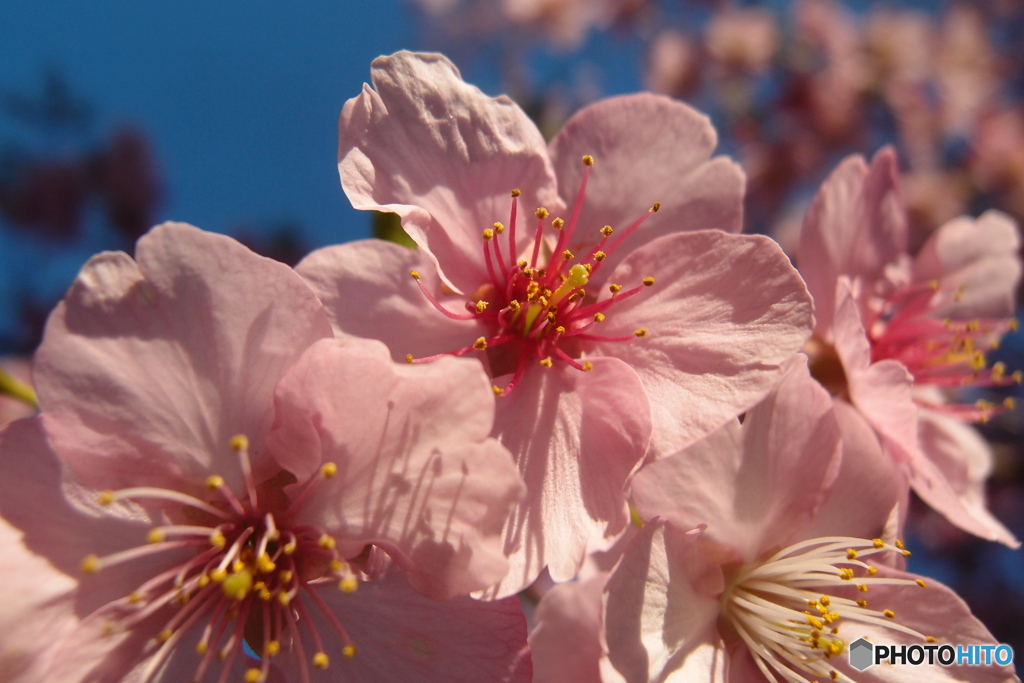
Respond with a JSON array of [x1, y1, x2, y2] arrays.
[[609, 284, 622, 294], [930, 279, 940, 290], [409, 270, 421, 280], [539, 358, 553, 367], [279, 570, 294, 585], [98, 491, 115, 506], [838, 568, 854, 580], [210, 568, 228, 583], [482, 228, 494, 241], [830, 670, 839, 680], [81, 554, 101, 575], [902, 549, 912, 557], [405, 354, 414, 364], [147, 529, 165, 544], [278, 592, 292, 606], [343, 645, 356, 658], [562, 249, 574, 260], [492, 385, 502, 396], [1014, 371, 1023, 384], [230, 434, 249, 451], [971, 351, 987, 370], [127, 591, 143, 605], [867, 566, 878, 575], [642, 277, 655, 286], [552, 217, 565, 229], [826, 642, 842, 656], [582, 361, 593, 371], [600, 225, 614, 236], [916, 579, 927, 588], [493, 222, 505, 233], [593, 251, 607, 262], [210, 530, 227, 548], [329, 560, 344, 572], [1010, 318, 1019, 331], [321, 462, 338, 479], [266, 641, 281, 657], [872, 538, 885, 548], [857, 599, 868, 607], [509, 300, 521, 312], [926, 636, 937, 643], [205, 475, 224, 490], [223, 568, 253, 600], [992, 362, 1007, 381], [244, 668, 262, 683], [857, 584, 868, 592], [257, 553, 276, 574], [340, 576, 359, 593], [510, 189, 521, 197], [535, 207, 549, 219], [197, 574, 211, 588], [819, 596, 830, 606], [884, 609, 896, 619], [807, 616, 824, 630], [318, 534, 336, 550], [846, 548, 857, 560], [476, 300, 489, 313], [894, 539, 905, 549], [634, 329, 647, 338], [650, 202, 661, 212], [555, 326, 566, 334], [582, 154, 594, 166], [473, 337, 488, 351], [196, 642, 208, 655], [594, 312, 605, 322], [157, 629, 173, 643], [313, 652, 329, 670]]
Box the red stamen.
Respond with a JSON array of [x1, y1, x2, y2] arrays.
[[413, 278, 477, 321]]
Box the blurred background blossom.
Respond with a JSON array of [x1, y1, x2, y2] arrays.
[[2, 0, 1023, 662]]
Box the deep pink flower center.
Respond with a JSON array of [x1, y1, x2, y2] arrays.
[[79, 437, 358, 683], [409, 155, 659, 395], [867, 278, 1020, 421]]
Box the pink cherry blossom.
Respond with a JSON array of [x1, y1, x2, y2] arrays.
[[799, 147, 1021, 547], [602, 357, 1015, 683], [0, 222, 529, 683], [300, 50, 813, 596]]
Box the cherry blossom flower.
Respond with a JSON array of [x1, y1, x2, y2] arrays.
[[799, 147, 1021, 546], [299, 50, 813, 595], [0, 222, 529, 683], [603, 357, 1015, 683]]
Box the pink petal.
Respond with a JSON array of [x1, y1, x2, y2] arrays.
[[826, 566, 1016, 683], [486, 357, 652, 597], [549, 94, 745, 274], [911, 408, 1018, 547], [274, 568, 531, 682], [799, 147, 907, 339], [604, 520, 726, 683], [530, 574, 610, 683], [833, 278, 918, 464], [297, 240, 488, 362], [592, 230, 813, 455], [632, 355, 841, 561], [338, 51, 562, 294], [34, 222, 333, 494], [912, 210, 1022, 319], [269, 338, 524, 599], [801, 399, 907, 541]]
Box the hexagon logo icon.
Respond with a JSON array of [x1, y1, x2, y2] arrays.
[[849, 638, 874, 671]]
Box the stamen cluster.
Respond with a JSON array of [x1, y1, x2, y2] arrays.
[[723, 537, 928, 683], [408, 155, 659, 395], [79, 437, 358, 683]]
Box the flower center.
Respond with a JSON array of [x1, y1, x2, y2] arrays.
[[79, 436, 359, 683], [721, 536, 930, 683], [406, 155, 659, 395], [867, 280, 1020, 422]]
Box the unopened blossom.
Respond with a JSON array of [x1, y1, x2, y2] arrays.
[[799, 147, 1021, 546], [0, 222, 529, 683], [300, 50, 813, 595], [603, 357, 1014, 683]]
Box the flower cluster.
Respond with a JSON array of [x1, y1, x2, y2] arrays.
[[0, 50, 1019, 683]]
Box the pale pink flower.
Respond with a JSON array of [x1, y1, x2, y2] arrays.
[[603, 357, 1015, 683], [799, 147, 1021, 546], [0, 222, 529, 682], [300, 51, 813, 595], [705, 8, 779, 75]]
